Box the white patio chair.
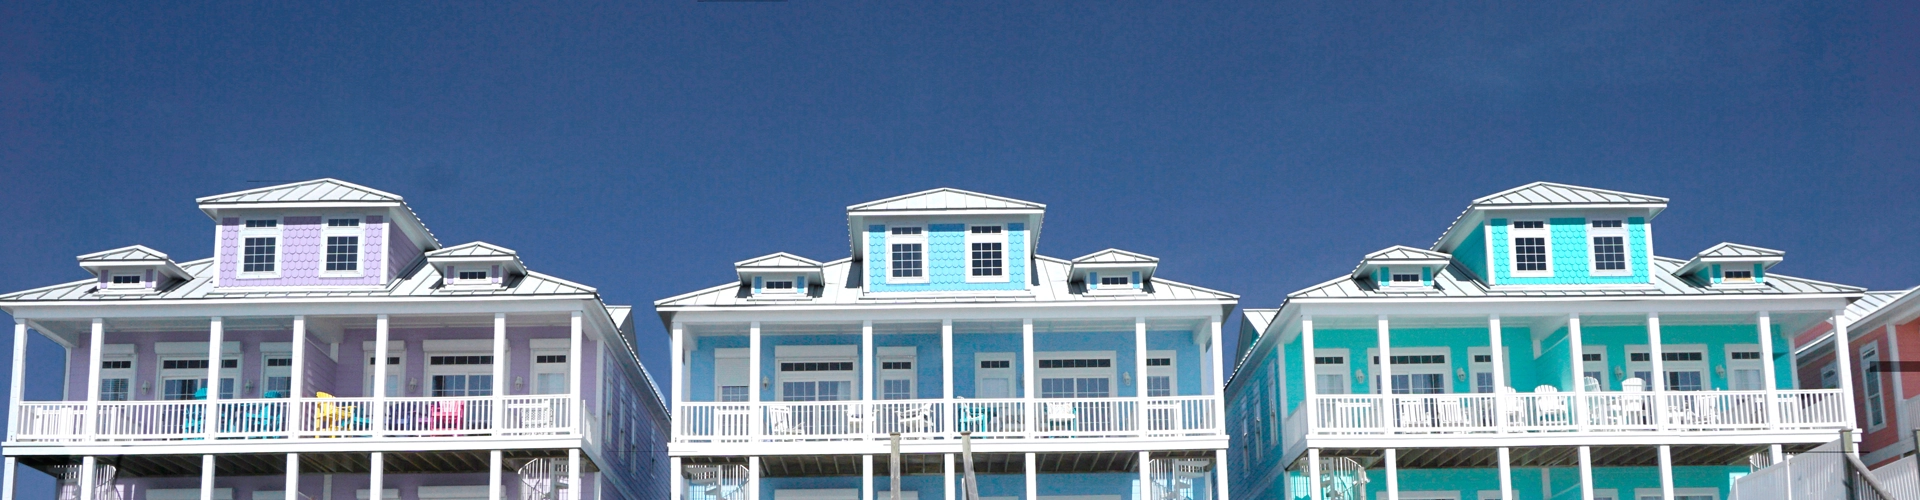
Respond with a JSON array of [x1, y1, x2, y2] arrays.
[[1044, 402, 1078, 431], [1397, 398, 1430, 430], [1619, 378, 1649, 426], [895, 404, 935, 434], [765, 405, 799, 435]]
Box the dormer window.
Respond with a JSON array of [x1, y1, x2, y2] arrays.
[[764, 279, 796, 292], [1723, 269, 1754, 283], [239, 219, 281, 278], [1589, 219, 1630, 276], [1099, 275, 1130, 287], [323, 218, 362, 276], [967, 225, 1007, 282], [109, 274, 143, 288], [1388, 272, 1423, 287], [887, 226, 926, 283], [1509, 220, 1550, 276]]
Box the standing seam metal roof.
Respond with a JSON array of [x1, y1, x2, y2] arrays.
[[1293, 256, 1861, 299], [656, 255, 1235, 307]]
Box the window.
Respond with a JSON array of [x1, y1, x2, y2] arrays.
[[1727, 346, 1765, 391], [764, 280, 795, 291], [1592, 236, 1627, 271], [1628, 346, 1705, 391], [890, 244, 923, 278], [99, 354, 133, 401], [428, 355, 494, 397], [1039, 353, 1114, 399], [1389, 273, 1422, 286], [1146, 353, 1176, 398], [886, 226, 927, 282], [1100, 275, 1131, 287], [1582, 348, 1608, 389], [530, 347, 571, 395], [880, 349, 916, 400], [966, 225, 1007, 280], [714, 348, 749, 402], [362, 345, 405, 396], [161, 356, 237, 400], [1863, 345, 1885, 428], [263, 355, 292, 396], [1509, 220, 1549, 275], [108, 274, 143, 289], [1723, 269, 1754, 283], [325, 236, 360, 272], [450, 269, 491, 285], [975, 353, 1015, 398], [239, 219, 280, 276], [1314, 350, 1349, 395], [1469, 347, 1505, 394], [327, 218, 360, 228], [1372, 350, 1449, 395]]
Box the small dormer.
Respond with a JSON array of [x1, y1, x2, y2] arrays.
[[1675, 243, 1784, 287], [425, 242, 525, 290], [1070, 249, 1158, 293], [1352, 246, 1449, 292], [77, 245, 191, 294], [735, 253, 823, 299]]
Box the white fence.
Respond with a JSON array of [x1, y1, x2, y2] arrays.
[[1304, 389, 1849, 436], [1732, 439, 1913, 500], [674, 396, 1220, 442], [11, 395, 577, 442]]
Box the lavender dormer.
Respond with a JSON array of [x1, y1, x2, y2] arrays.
[[196, 179, 440, 288]]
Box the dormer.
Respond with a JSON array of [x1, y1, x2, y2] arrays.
[[1432, 182, 1666, 287], [425, 242, 526, 290], [847, 188, 1045, 294], [735, 253, 824, 299], [77, 245, 191, 294], [1351, 246, 1449, 292], [1674, 243, 1784, 287], [197, 179, 440, 288], [1069, 249, 1158, 294]]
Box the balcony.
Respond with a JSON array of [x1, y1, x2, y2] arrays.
[[10, 394, 579, 444], [1285, 388, 1848, 449], [675, 396, 1220, 443]]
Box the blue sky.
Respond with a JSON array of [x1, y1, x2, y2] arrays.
[[2, 0, 1918, 491]]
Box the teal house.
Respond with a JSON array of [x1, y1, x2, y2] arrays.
[[1224, 183, 1864, 500]]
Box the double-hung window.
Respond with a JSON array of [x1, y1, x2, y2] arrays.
[[879, 347, 917, 400], [887, 226, 926, 283], [966, 225, 1007, 281], [1509, 220, 1550, 276], [239, 219, 281, 278], [99, 347, 134, 401], [262, 345, 293, 396], [1862, 345, 1885, 428], [713, 348, 749, 402], [323, 218, 363, 276], [1589, 219, 1630, 275]]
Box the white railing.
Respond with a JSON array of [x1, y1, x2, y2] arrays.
[[10, 395, 578, 443], [674, 396, 1221, 443], [1303, 389, 1850, 437]]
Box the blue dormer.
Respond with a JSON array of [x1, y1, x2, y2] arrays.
[[735, 252, 824, 299], [1352, 246, 1449, 292], [1674, 243, 1784, 287], [847, 188, 1044, 294], [1070, 248, 1159, 293], [1433, 182, 1667, 287]]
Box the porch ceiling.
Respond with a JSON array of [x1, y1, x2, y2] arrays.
[[19, 450, 597, 478]]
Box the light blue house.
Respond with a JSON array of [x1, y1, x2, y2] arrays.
[[657, 188, 1240, 500], [1224, 183, 1865, 500]]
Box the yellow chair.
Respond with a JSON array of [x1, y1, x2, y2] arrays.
[[313, 392, 370, 435]]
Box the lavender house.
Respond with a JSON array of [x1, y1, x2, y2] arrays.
[[0, 179, 669, 500]]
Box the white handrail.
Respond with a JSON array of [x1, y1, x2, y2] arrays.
[[1300, 389, 1852, 436], [11, 395, 577, 442], [672, 396, 1221, 443]]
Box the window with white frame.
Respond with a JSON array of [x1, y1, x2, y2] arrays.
[[1314, 349, 1350, 395], [1371, 348, 1449, 394], [1821, 362, 1838, 389], [158, 346, 239, 400], [323, 218, 362, 275], [878, 347, 916, 400], [1099, 275, 1130, 287], [1037, 352, 1114, 398], [1509, 220, 1549, 275], [975, 353, 1015, 398], [449, 268, 491, 285], [1146, 351, 1176, 397], [1388, 271, 1422, 287], [1468, 347, 1508, 393], [713, 348, 749, 402], [1862, 344, 1885, 428], [966, 225, 1006, 281], [108, 273, 144, 289], [362, 341, 406, 396], [1581, 347, 1609, 390], [1726, 344, 1766, 391], [426, 354, 494, 397], [888, 226, 926, 282], [1627, 345, 1706, 391], [1589, 219, 1629, 275], [1723, 268, 1755, 283], [240, 219, 281, 276], [262, 343, 293, 396], [531, 339, 573, 395], [776, 345, 856, 402], [763, 279, 796, 293], [99, 345, 135, 401]]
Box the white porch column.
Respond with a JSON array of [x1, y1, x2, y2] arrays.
[[1301, 317, 1317, 436], [289, 316, 306, 436], [1376, 316, 1392, 434], [494, 313, 507, 431], [8, 321, 25, 443], [369, 452, 384, 500], [863, 320, 874, 439], [1023, 452, 1037, 500], [1578, 446, 1594, 500], [862, 454, 874, 500], [1209, 315, 1226, 427], [943, 454, 955, 500], [2, 457, 16, 500], [750, 322, 763, 441], [671, 321, 684, 434], [285, 454, 301, 500], [1022, 319, 1035, 438], [942, 320, 954, 400], [1489, 315, 1507, 433], [1647, 313, 1665, 431], [1384, 448, 1399, 500], [567, 448, 581, 500], [87, 319, 104, 438], [1657, 445, 1674, 500], [491, 450, 504, 500], [1306, 448, 1322, 500], [1496, 447, 1512, 500], [668, 456, 682, 500], [200, 454, 216, 500], [570, 311, 584, 434], [748, 457, 761, 500], [373, 315, 389, 437], [1136, 451, 1150, 500], [80, 456, 97, 500], [206, 317, 223, 440], [1213, 449, 1229, 500], [1135, 317, 1148, 437], [1758, 312, 1779, 429], [1831, 310, 1856, 427], [1568, 314, 1587, 431]]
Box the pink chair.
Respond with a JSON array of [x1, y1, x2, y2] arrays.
[[423, 400, 467, 431]]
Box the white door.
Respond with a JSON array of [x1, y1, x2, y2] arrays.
[[976, 353, 1014, 398]]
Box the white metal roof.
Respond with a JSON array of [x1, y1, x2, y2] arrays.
[[846, 188, 1045, 213], [735, 252, 824, 269], [1293, 256, 1861, 300], [195, 178, 403, 204], [1071, 248, 1159, 264], [1242, 308, 1278, 335], [0, 254, 599, 302], [657, 254, 1235, 308], [77, 245, 172, 262], [427, 241, 518, 258], [1471, 182, 1668, 207], [1839, 289, 1915, 326], [1350, 246, 1454, 279], [1696, 242, 1787, 258]]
